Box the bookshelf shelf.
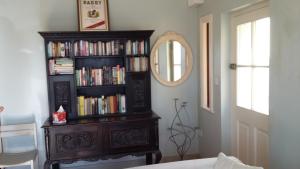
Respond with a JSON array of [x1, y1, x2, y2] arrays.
[[126, 71, 148, 74], [48, 74, 74, 76], [48, 56, 72, 59], [77, 84, 126, 88], [40, 31, 161, 169], [75, 55, 124, 59], [125, 54, 150, 57]]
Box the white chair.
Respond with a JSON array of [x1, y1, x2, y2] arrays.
[[0, 123, 38, 169]]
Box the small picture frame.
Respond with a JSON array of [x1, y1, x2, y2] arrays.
[[77, 0, 109, 31]]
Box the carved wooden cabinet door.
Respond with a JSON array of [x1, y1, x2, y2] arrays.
[[104, 120, 157, 154], [49, 75, 76, 119], [126, 73, 151, 113], [49, 124, 102, 160]]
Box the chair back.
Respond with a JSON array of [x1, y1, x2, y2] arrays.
[[0, 123, 37, 153]]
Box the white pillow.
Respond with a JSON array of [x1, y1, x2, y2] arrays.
[[232, 162, 263, 169], [213, 152, 263, 169], [214, 152, 241, 169]]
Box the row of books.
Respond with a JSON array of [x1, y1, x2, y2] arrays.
[[74, 40, 122, 56], [47, 41, 72, 57], [126, 56, 148, 72], [125, 40, 149, 55], [77, 94, 126, 116], [49, 58, 74, 75], [76, 65, 125, 86]]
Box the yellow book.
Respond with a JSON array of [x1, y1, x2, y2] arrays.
[[79, 96, 85, 116]]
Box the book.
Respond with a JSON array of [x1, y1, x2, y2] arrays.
[[47, 41, 71, 58], [74, 40, 121, 56], [77, 94, 126, 116], [49, 58, 74, 75], [127, 56, 148, 72], [76, 65, 125, 86]]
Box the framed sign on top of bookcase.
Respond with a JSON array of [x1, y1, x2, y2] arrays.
[[77, 0, 109, 31]]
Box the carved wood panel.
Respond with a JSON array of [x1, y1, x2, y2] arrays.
[[54, 81, 71, 114], [49, 125, 100, 160], [49, 75, 76, 119], [110, 128, 149, 148], [56, 131, 97, 153], [127, 73, 151, 112], [132, 80, 146, 108]]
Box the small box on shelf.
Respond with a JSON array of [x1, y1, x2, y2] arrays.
[[52, 105, 67, 125]]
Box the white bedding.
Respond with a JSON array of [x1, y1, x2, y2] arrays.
[[126, 157, 218, 169]]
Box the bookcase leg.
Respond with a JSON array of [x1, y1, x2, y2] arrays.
[[43, 161, 51, 169], [52, 163, 60, 169], [155, 151, 162, 164], [146, 153, 153, 165]]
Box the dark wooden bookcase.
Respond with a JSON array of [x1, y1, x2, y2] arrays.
[[39, 31, 161, 169]]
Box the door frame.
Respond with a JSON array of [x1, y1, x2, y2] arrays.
[[230, 0, 270, 163]]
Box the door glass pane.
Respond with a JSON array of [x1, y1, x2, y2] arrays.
[[173, 41, 182, 64], [237, 22, 252, 65], [237, 67, 252, 109], [253, 18, 270, 66], [252, 68, 269, 115], [174, 65, 181, 81]]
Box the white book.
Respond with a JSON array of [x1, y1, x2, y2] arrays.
[[121, 95, 126, 113], [60, 42, 65, 57], [134, 57, 140, 72], [48, 41, 53, 57], [141, 41, 145, 55]]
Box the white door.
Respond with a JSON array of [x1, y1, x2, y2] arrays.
[[231, 3, 270, 169]]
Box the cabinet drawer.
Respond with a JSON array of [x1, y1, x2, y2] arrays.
[[49, 125, 101, 160], [105, 122, 155, 154]]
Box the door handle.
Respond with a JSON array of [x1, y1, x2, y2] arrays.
[[230, 63, 237, 70]]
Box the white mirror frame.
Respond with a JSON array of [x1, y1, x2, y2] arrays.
[[150, 32, 193, 87]]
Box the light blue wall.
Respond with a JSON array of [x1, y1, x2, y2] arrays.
[[269, 0, 300, 168], [0, 0, 199, 168], [196, 0, 263, 157], [198, 0, 300, 168], [109, 0, 200, 158]]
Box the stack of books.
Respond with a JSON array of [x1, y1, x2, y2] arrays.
[[49, 58, 74, 75], [77, 94, 126, 116], [76, 65, 126, 86], [47, 41, 71, 57], [127, 56, 148, 72], [74, 40, 121, 56], [125, 40, 148, 55]]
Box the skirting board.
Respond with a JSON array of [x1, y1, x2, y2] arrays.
[[61, 154, 201, 169]]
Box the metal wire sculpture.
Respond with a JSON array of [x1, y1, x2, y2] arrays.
[[168, 98, 200, 160]]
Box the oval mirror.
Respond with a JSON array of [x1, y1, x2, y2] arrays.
[[150, 32, 193, 86]]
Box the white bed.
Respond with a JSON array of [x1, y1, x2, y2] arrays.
[[126, 153, 263, 169], [126, 157, 218, 169]]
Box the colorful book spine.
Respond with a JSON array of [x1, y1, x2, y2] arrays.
[[47, 41, 71, 58], [49, 58, 74, 75], [77, 94, 126, 116], [73, 40, 121, 56], [76, 65, 125, 86], [126, 40, 147, 55], [127, 56, 148, 72]]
